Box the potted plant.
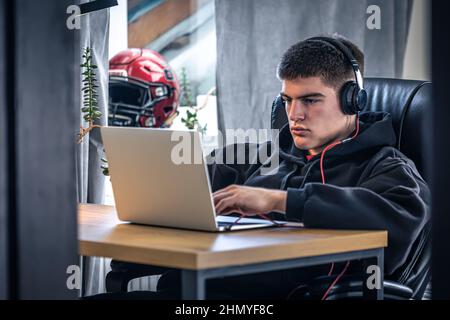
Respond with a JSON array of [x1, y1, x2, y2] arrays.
[[77, 46, 109, 176]]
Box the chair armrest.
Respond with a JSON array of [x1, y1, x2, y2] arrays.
[[291, 275, 413, 300], [383, 280, 413, 299], [106, 260, 175, 293]]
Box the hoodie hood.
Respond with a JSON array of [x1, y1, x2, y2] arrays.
[[277, 111, 397, 164]]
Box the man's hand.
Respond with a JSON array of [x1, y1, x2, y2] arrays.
[[213, 184, 287, 216]]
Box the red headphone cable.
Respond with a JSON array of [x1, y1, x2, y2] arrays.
[[320, 114, 360, 300], [224, 114, 361, 300]]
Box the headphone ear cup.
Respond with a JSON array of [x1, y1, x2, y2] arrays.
[[340, 81, 358, 115], [355, 88, 367, 112]]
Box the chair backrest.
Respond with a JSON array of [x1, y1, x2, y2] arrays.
[[271, 78, 432, 298]]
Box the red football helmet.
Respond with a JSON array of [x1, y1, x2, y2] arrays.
[[108, 48, 180, 128]]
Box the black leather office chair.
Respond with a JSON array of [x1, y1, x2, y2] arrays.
[[106, 78, 432, 299], [271, 78, 432, 300]]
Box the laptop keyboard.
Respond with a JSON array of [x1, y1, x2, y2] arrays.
[[217, 220, 262, 226]]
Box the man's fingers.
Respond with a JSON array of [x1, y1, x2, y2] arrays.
[[212, 191, 233, 204], [223, 184, 237, 191], [213, 184, 238, 196], [221, 208, 259, 217], [215, 195, 238, 214], [215, 197, 233, 213], [220, 206, 241, 216]]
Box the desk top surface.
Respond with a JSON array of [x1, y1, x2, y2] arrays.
[[78, 204, 387, 270]]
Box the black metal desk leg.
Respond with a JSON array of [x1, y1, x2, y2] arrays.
[[181, 270, 205, 300], [79, 255, 88, 298], [362, 249, 384, 300]]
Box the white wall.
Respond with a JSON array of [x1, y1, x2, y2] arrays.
[[108, 0, 128, 59], [105, 0, 128, 207], [402, 0, 431, 80]]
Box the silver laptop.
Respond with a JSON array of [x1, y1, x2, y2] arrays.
[[101, 127, 283, 232]]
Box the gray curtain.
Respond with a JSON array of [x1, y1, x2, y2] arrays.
[[215, 0, 413, 130], [77, 4, 109, 296], [77, 3, 159, 295]]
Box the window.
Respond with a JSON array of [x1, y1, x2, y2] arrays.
[[128, 0, 216, 104], [105, 0, 218, 205]]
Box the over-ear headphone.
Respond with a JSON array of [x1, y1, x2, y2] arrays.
[[306, 36, 367, 115]]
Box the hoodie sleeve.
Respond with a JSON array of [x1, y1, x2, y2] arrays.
[[285, 155, 430, 275], [206, 142, 270, 192]]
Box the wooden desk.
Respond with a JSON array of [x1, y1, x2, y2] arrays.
[[79, 204, 387, 299]]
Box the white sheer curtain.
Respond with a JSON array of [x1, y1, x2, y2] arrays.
[[78, 0, 160, 295], [77, 1, 112, 295]]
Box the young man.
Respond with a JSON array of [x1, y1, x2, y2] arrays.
[[106, 35, 430, 300], [202, 35, 430, 298]]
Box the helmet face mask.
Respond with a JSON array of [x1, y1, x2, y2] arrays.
[[108, 49, 180, 128]]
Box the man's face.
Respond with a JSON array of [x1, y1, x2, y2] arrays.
[[281, 77, 352, 155]]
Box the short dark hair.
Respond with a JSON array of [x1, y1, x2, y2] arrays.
[[276, 34, 364, 90]]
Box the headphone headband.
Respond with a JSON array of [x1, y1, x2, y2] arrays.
[[306, 36, 364, 91]]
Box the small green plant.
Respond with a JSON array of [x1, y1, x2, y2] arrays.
[[76, 47, 109, 176], [181, 109, 207, 135], [179, 67, 208, 135], [100, 157, 109, 176], [180, 67, 195, 108], [77, 47, 102, 144]]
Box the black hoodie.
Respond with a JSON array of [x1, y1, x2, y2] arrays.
[[207, 111, 430, 278]]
